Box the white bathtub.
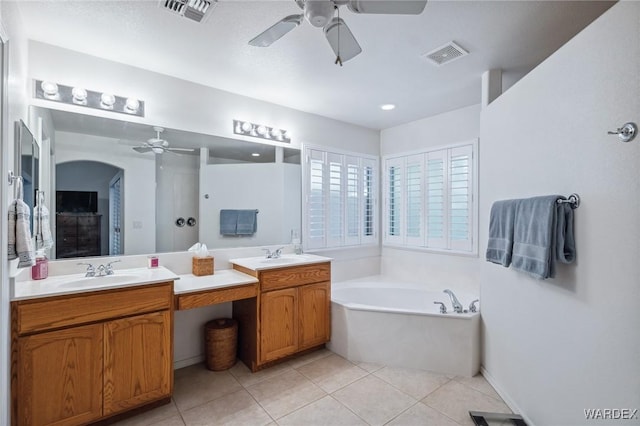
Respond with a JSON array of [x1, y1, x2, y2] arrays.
[[327, 279, 480, 376]]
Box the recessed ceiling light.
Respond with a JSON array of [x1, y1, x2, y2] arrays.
[[380, 104, 396, 111], [251, 153, 260, 157]]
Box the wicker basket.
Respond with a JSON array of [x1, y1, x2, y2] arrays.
[[192, 256, 214, 276], [205, 318, 238, 371]]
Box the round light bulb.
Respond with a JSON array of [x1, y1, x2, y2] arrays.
[[41, 81, 59, 97], [256, 125, 267, 136], [270, 128, 283, 140], [72, 87, 87, 103], [101, 93, 116, 108], [125, 98, 140, 113], [241, 122, 253, 133], [284, 131, 292, 140]]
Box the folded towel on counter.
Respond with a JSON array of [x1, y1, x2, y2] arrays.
[[236, 210, 257, 235], [486, 200, 518, 267], [34, 202, 54, 251], [511, 195, 576, 279], [220, 210, 238, 235], [8, 180, 35, 268]]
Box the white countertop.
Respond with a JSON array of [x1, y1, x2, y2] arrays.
[[229, 253, 332, 272], [174, 269, 258, 295], [12, 266, 180, 301]]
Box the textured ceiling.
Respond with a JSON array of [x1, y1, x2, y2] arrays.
[[16, 0, 613, 130]]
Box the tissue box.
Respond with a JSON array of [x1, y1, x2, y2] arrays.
[[192, 256, 214, 276]]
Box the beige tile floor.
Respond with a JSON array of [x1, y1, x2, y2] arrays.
[[115, 349, 511, 426]]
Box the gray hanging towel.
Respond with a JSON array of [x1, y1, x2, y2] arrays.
[[486, 199, 518, 267], [220, 210, 238, 235], [236, 210, 257, 235], [511, 195, 576, 279]]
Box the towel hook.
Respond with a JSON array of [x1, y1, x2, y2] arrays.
[[7, 171, 22, 185], [607, 122, 637, 143]]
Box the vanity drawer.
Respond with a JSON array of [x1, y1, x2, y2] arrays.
[[260, 263, 331, 292], [15, 282, 173, 335]]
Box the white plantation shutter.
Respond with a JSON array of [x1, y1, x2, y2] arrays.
[[405, 154, 424, 246], [306, 149, 326, 249], [303, 146, 378, 250], [449, 145, 473, 252], [426, 149, 447, 249], [383, 140, 476, 254], [385, 157, 403, 245], [361, 158, 377, 244]]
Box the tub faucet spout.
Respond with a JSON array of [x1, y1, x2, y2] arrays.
[[443, 289, 463, 313]]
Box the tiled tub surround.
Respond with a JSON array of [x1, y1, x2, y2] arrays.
[[328, 278, 480, 377], [113, 349, 511, 426]]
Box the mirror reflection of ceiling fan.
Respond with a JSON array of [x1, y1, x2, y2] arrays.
[[133, 126, 196, 154], [248, 0, 428, 65]]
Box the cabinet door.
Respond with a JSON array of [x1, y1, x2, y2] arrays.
[[18, 324, 103, 426], [260, 288, 298, 363], [298, 282, 331, 350], [103, 311, 172, 415]]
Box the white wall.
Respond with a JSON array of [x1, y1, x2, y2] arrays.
[[480, 3, 640, 425], [199, 161, 301, 248], [156, 153, 199, 253], [379, 104, 482, 296], [0, 3, 29, 424], [55, 131, 156, 255]]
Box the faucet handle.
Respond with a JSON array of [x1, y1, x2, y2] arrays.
[[433, 301, 447, 314], [104, 260, 121, 275], [78, 262, 95, 276], [469, 299, 479, 313], [262, 248, 273, 258]]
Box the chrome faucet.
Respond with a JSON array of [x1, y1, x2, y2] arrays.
[[97, 260, 121, 276], [78, 262, 96, 277], [433, 301, 447, 314], [262, 247, 284, 259], [443, 289, 463, 314], [469, 299, 479, 313]]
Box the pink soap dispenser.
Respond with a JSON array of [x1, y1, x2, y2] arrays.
[[31, 250, 49, 280]]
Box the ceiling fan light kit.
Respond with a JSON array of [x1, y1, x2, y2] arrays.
[[248, 0, 428, 65]]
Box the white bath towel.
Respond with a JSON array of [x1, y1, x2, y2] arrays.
[[8, 180, 35, 267], [34, 202, 54, 251]]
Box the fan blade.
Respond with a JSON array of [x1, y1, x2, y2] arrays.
[[347, 0, 427, 15], [324, 18, 362, 63], [133, 146, 152, 153], [166, 147, 196, 152], [249, 14, 303, 47]]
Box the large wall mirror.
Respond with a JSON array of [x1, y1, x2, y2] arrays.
[[14, 119, 40, 233], [30, 106, 302, 260]]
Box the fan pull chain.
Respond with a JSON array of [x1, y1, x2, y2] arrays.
[[334, 5, 342, 67]]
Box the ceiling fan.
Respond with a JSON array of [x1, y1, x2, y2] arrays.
[[132, 126, 196, 154], [248, 0, 428, 65]]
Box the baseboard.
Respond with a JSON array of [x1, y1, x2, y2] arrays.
[[480, 366, 536, 426], [174, 355, 204, 370]]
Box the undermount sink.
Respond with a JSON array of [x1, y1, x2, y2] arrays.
[[55, 274, 143, 289], [229, 253, 332, 271]]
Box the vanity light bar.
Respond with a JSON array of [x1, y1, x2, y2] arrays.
[[34, 80, 145, 117], [233, 120, 291, 143]]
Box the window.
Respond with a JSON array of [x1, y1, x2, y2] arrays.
[[303, 146, 378, 250], [383, 140, 477, 254]]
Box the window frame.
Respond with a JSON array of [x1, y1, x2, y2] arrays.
[[382, 139, 478, 256], [302, 144, 379, 252]]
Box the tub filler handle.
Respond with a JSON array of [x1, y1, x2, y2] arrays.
[[469, 299, 479, 313], [433, 302, 447, 314]]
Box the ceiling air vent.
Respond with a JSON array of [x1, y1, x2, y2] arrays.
[[159, 0, 216, 23], [423, 41, 468, 66]]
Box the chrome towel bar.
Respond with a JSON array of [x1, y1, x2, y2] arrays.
[[557, 193, 580, 209]]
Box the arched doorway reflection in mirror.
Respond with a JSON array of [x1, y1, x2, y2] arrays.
[[55, 160, 124, 258]]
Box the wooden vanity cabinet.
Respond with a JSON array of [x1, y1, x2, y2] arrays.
[[11, 282, 173, 426], [233, 262, 331, 371]]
